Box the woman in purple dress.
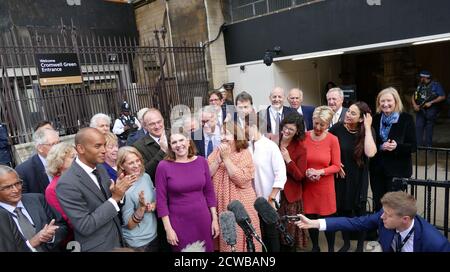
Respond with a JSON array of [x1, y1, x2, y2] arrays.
[[155, 131, 219, 252]]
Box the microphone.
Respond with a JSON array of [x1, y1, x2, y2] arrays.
[[227, 200, 265, 252], [253, 197, 294, 247], [219, 211, 237, 252]]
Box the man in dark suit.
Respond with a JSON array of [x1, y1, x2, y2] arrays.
[[192, 106, 221, 158], [234, 91, 255, 129], [327, 87, 348, 127], [258, 87, 295, 142], [296, 191, 450, 252], [127, 107, 150, 146], [287, 88, 315, 130], [132, 108, 168, 182], [16, 128, 60, 194], [56, 128, 135, 252], [0, 207, 30, 252], [0, 165, 68, 252]]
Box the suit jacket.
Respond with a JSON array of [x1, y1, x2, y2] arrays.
[[338, 107, 348, 123], [132, 134, 166, 182], [192, 129, 206, 157], [259, 106, 296, 134], [56, 161, 123, 252], [370, 112, 417, 177], [0, 209, 30, 252], [326, 210, 450, 252], [283, 139, 307, 203], [16, 154, 49, 194], [299, 105, 315, 131], [126, 128, 146, 146]]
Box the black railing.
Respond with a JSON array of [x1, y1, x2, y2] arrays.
[[0, 25, 209, 144]]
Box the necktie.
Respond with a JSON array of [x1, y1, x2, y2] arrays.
[[332, 113, 339, 125], [274, 112, 281, 134], [92, 169, 108, 199], [392, 232, 402, 252], [206, 137, 213, 157], [14, 207, 36, 241]]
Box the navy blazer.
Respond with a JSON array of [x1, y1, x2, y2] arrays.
[[370, 112, 417, 178], [325, 209, 450, 252], [0, 193, 68, 252], [16, 154, 49, 194], [299, 105, 315, 131], [192, 129, 206, 157], [126, 128, 146, 146], [259, 106, 296, 134]]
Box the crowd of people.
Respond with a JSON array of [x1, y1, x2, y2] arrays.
[[0, 77, 449, 252]]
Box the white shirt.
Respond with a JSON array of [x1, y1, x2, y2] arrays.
[[112, 116, 141, 135], [203, 126, 221, 156], [75, 158, 120, 212], [296, 106, 303, 116], [392, 220, 415, 252], [269, 106, 283, 134], [251, 136, 286, 201], [331, 107, 343, 126]]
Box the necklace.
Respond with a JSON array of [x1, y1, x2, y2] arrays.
[[344, 124, 358, 134]]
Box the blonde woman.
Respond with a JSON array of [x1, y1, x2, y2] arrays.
[[303, 106, 341, 252], [103, 132, 119, 181], [117, 146, 158, 252], [370, 87, 416, 211], [45, 142, 76, 236]]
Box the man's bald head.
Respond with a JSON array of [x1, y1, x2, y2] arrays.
[[75, 127, 103, 146], [75, 127, 106, 167]]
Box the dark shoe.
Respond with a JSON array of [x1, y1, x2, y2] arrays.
[[311, 246, 321, 252], [338, 244, 350, 252]]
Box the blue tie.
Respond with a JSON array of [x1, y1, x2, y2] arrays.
[[207, 138, 213, 157]]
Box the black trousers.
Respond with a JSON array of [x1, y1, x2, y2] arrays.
[[370, 170, 394, 211]]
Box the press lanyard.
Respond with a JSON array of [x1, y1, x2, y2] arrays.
[[396, 227, 415, 252]]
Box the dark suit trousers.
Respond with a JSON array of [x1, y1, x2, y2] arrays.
[[370, 170, 394, 212]]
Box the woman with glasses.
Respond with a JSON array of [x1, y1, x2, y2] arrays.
[[118, 146, 158, 252], [277, 112, 308, 252], [102, 132, 119, 181], [303, 106, 341, 252], [329, 101, 377, 252]]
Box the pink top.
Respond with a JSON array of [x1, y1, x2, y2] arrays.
[[45, 176, 73, 228]]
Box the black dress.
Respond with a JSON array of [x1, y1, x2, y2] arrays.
[[329, 123, 370, 214]]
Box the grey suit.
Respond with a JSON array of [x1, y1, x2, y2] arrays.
[[0, 209, 30, 252], [56, 161, 123, 252]]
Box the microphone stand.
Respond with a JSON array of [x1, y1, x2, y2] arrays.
[[245, 233, 255, 252]]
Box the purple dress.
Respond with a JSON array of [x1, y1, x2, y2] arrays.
[[155, 156, 217, 252]]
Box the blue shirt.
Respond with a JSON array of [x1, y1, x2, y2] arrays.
[[121, 173, 157, 248]]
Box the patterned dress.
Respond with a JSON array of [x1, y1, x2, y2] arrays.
[[208, 148, 262, 252]]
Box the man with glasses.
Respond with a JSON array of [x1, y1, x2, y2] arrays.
[[192, 106, 221, 158], [0, 165, 68, 252], [209, 90, 233, 127], [16, 128, 60, 194]]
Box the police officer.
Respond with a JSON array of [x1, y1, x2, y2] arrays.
[[411, 71, 446, 147], [113, 101, 140, 147]]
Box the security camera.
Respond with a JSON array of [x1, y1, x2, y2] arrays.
[[263, 51, 273, 66]]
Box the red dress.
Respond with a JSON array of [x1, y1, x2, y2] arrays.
[[303, 131, 341, 216]]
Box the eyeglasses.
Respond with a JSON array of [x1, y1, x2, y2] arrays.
[[41, 141, 60, 147], [282, 126, 296, 133], [0, 180, 23, 192]]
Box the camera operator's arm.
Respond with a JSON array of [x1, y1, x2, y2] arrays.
[[411, 95, 420, 112]]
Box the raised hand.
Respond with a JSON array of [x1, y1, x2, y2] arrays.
[[363, 113, 372, 129], [110, 173, 137, 202], [280, 147, 291, 163]]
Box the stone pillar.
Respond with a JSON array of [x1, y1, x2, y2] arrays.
[[204, 0, 228, 89]]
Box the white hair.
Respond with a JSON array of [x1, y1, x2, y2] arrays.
[[32, 128, 59, 148], [181, 240, 206, 252], [89, 113, 111, 128], [136, 108, 149, 123], [326, 87, 344, 99]]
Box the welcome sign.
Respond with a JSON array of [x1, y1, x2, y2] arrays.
[[35, 53, 83, 86]]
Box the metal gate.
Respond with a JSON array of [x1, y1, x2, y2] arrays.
[[0, 24, 208, 144]]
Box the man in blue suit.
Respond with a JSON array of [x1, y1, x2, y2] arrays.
[[287, 88, 315, 131], [192, 106, 221, 158], [296, 191, 450, 252], [16, 128, 60, 194]]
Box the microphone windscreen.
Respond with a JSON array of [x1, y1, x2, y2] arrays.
[[227, 200, 251, 224], [253, 197, 278, 224], [219, 211, 237, 246]]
